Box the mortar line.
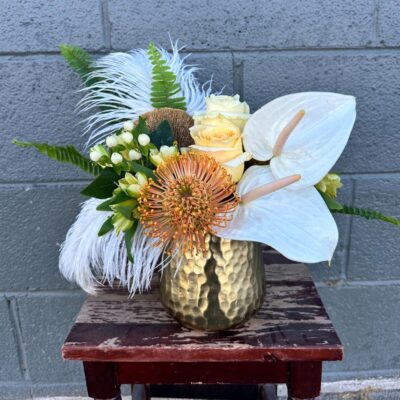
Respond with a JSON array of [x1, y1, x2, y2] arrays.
[[315, 279, 400, 288], [372, 0, 381, 44], [100, 0, 112, 50], [6, 297, 31, 381], [3, 45, 400, 58], [0, 180, 91, 188], [110, 46, 400, 55], [341, 171, 400, 178], [322, 368, 400, 379], [232, 52, 244, 99]]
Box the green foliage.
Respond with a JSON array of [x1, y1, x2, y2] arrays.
[[124, 221, 138, 262], [130, 161, 156, 180], [133, 116, 150, 140], [12, 140, 101, 176], [60, 44, 93, 82], [98, 217, 114, 236], [81, 168, 119, 199], [318, 190, 343, 211], [333, 205, 400, 226], [150, 120, 174, 148], [147, 42, 186, 110], [114, 203, 136, 220], [96, 191, 131, 211]]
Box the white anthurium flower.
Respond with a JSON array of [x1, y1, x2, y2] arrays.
[[218, 165, 339, 263], [243, 92, 356, 190]]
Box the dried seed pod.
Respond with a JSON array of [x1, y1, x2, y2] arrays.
[[138, 108, 194, 148]]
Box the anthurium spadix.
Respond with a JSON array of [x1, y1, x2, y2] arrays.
[[243, 92, 356, 190], [218, 166, 339, 263]]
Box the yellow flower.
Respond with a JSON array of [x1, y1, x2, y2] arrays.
[[149, 145, 179, 167], [189, 114, 250, 182], [118, 172, 148, 198], [111, 207, 134, 234], [194, 94, 250, 130], [316, 173, 343, 198]]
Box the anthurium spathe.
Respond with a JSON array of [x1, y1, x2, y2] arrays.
[[218, 166, 339, 263], [243, 92, 356, 190]]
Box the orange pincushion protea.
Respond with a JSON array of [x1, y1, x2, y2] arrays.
[[138, 153, 239, 254]]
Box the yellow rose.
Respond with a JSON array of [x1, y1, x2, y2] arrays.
[[189, 114, 250, 182], [194, 94, 250, 130]]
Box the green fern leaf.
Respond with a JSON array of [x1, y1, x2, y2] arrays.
[[60, 44, 94, 83], [12, 140, 101, 176], [147, 42, 186, 110], [333, 205, 400, 226]]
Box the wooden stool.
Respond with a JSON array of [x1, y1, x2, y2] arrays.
[[62, 251, 343, 400]]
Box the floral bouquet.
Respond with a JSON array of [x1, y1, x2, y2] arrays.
[[14, 41, 399, 331]]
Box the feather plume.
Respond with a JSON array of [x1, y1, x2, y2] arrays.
[[59, 198, 176, 295], [78, 41, 212, 146], [59, 198, 110, 293]]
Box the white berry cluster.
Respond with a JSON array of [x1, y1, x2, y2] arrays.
[[89, 120, 151, 167]]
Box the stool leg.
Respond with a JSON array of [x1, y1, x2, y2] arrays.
[[287, 361, 322, 399], [83, 361, 121, 400], [132, 384, 150, 400], [261, 384, 278, 399]]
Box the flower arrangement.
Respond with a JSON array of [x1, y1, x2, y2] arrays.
[[14, 41, 400, 302]]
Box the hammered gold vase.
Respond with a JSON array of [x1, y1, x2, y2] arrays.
[[160, 235, 265, 331]]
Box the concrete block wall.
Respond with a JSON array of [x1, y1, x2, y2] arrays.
[[1, 0, 399, 397]]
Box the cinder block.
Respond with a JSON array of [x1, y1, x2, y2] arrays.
[[1, 56, 93, 182], [240, 52, 339, 111], [335, 54, 400, 174], [318, 285, 400, 373], [188, 53, 234, 95], [288, 390, 400, 399], [30, 382, 132, 397], [377, 0, 400, 47], [241, 52, 400, 173], [30, 382, 87, 397], [347, 176, 400, 281], [0, 297, 23, 381], [0, 184, 86, 291], [17, 293, 85, 382], [0, 0, 104, 52], [0, 383, 31, 400], [109, 0, 375, 50]]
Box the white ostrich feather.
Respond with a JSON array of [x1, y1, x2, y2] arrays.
[[59, 198, 176, 295], [78, 41, 212, 146], [59, 198, 109, 293]]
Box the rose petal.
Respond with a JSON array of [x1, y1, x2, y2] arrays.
[[222, 152, 252, 167], [217, 165, 339, 263]]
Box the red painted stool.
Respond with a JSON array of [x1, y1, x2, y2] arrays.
[[62, 251, 342, 399]]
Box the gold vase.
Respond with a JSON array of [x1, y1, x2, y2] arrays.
[[160, 235, 265, 331]]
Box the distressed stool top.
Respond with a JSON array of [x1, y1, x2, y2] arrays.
[[62, 251, 343, 363]]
